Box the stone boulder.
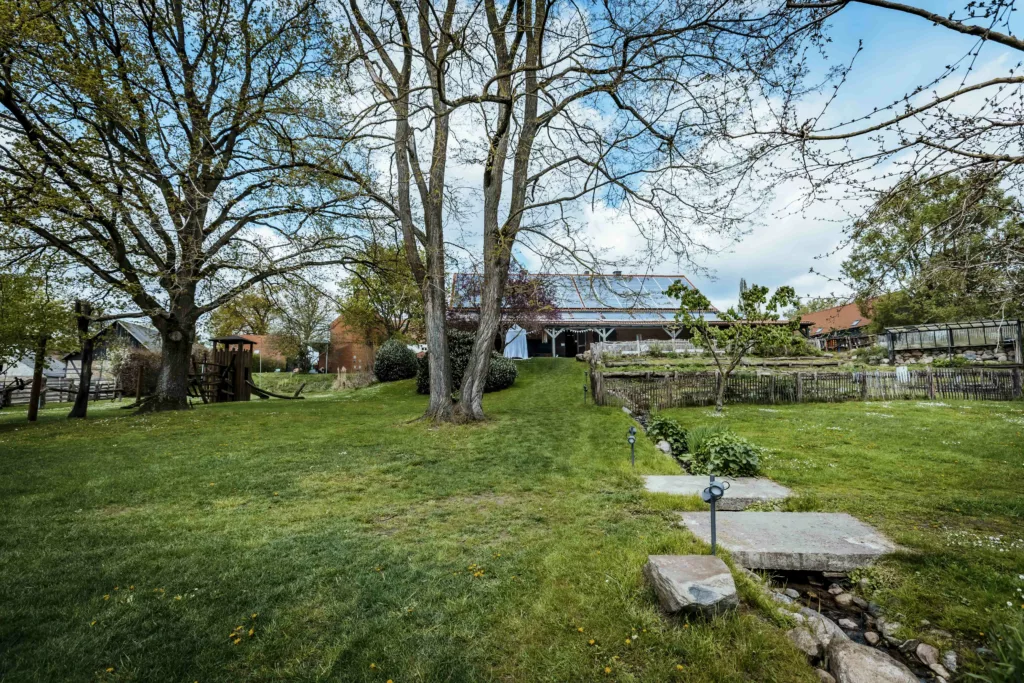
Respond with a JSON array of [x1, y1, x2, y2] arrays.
[[656, 440, 672, 455], [828, 639, 918, 683], [787, 626, 822, 659], [644, 555, 738, 618]]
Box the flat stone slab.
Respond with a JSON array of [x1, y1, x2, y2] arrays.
[[643, 555, 738, 618], [677, 512, 898, 571], [644, 475, 792, 510]]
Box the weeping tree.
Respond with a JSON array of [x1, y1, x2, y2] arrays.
[[0, 0, 367, 411], [341, 0, 819, 421]]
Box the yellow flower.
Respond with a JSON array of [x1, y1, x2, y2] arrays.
[[233, 638, 241, 645], [248, 628, 254, 637], [106, 667, 114, 673], [273, 492, 279, 496], [252, 613, 258, 618], [577, 627, 584, 633], [103, 595, 110, 601], [624, 638, 631, 645], [588, 639, 595, 646], [676, 664, 684, 671], [604, 667, 611, 674], [129, 586, 134, 591], [90, 621, 97, 627], [175, 595, 182, 601], [370, 663, 377, 670]]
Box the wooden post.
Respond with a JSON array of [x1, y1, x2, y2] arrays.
[[136, 365, 143, 402], [1013, 367, 1022, 399], [796, 372, 803, 403], [927, 367, 935, 399]]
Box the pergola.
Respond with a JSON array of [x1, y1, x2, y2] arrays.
[[884, 319, 1023, 364]]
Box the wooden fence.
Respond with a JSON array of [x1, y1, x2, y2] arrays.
[[0, 377, 121, 407], [591, 367, 1023, 412]]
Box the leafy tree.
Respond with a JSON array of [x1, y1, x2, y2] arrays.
[[667, 282, 798, 412], [785, 296, 847, 318], [208, 289, 280, 338], [0, 0, 365, 411], [841, 173, 1024, 329], [338, 246, 422, 346], [0, 271, 75, 420], [273, 281, 333, 372]]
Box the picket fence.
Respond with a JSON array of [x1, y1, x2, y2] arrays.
[[590, 367, 1022, 412]]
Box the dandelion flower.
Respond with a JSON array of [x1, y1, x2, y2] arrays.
[[106, 667, 114, 673], [370, 663, 376, 670], [90, 621, 97, 627], [624, 638, 631, 645], [175, 595, 182, 601], [676, 664, 684, 671], [252, 613, 258, 618], [588, 639, 595, 646], [604, 667, 611, 674], [233, 638, 241, 645], [248, 628, 254, 637], [103, 595, 110, 601], [577, 627, 584, 633]]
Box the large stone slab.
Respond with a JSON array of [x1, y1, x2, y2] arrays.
[[644, 475, 791, 510], [643, 555, 738, 618], [677, 512, 897, 571]]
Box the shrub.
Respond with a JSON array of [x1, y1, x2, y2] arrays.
[[974, 620, 1024, 683], [932, 356, 972, 368], [647, 414, 687, 455], [416, 330, 517, 394], [691, 432, 761, 477], [112, 349, 162, 396], [374, 339, 418, 382], [684, 423, 728, 455], [851, 345, 887, 363], [485, 353, 518, 392]]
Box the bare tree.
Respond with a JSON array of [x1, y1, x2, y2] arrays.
[[341, 0, 818, 421], [0, 0, 367, 411], [746, 2, 1024, 295]]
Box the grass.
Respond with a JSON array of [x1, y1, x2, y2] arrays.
[[658, 399, 1024, 669], [0, 360, 814, 683]]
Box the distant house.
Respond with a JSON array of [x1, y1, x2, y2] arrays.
[[63, 320, 162, 380], [319, 317, 375, 373], [449, 272, 718, 357], [801, 301, 873, 350]]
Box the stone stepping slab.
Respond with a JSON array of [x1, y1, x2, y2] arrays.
[[678, 512, 898, 571], [644, 475, 791, 510]]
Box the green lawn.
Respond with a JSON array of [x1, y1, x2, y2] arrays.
[[0, 360, 812, 683], [658, 400, 1024, 662]]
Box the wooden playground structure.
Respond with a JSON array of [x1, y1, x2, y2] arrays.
[[189, 336, 305, 404]]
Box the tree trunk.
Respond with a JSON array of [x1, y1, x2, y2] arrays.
[[457, 251, 511, 421], [139, 323, 193, 412], [68, 301, 94, 419], [422, 274, 454, 422], [27, 335, 48, 422]]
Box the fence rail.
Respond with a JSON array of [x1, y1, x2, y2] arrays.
[[590, 367, 1023, 412], [0, 377, 121, 407]]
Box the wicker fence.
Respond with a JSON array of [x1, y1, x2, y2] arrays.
[[591, 367, 1023, 412]]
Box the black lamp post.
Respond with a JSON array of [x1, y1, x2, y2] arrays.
[[627, 426, 637, 467], [701, 475, 730, 555]]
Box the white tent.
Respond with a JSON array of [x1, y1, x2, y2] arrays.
[[503, 324, 528, 359]]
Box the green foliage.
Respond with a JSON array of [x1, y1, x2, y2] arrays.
[[646, 414, 687, 454], [691, 432, 761, 477], [416, 329, 517, 395], [338, 245, 422, 345], [842, 173, 1024, 328], [0, 272, 75, 372], [851, 345, 887, 363], [684, 423, 729, 455], [932, 356, 973, 368], [969, 621, 1024, 683], [208, 289, 279, 337], [373, 339, 418, 382]]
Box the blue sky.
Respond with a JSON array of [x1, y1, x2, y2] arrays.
[[576, 1, 1021, 311]]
